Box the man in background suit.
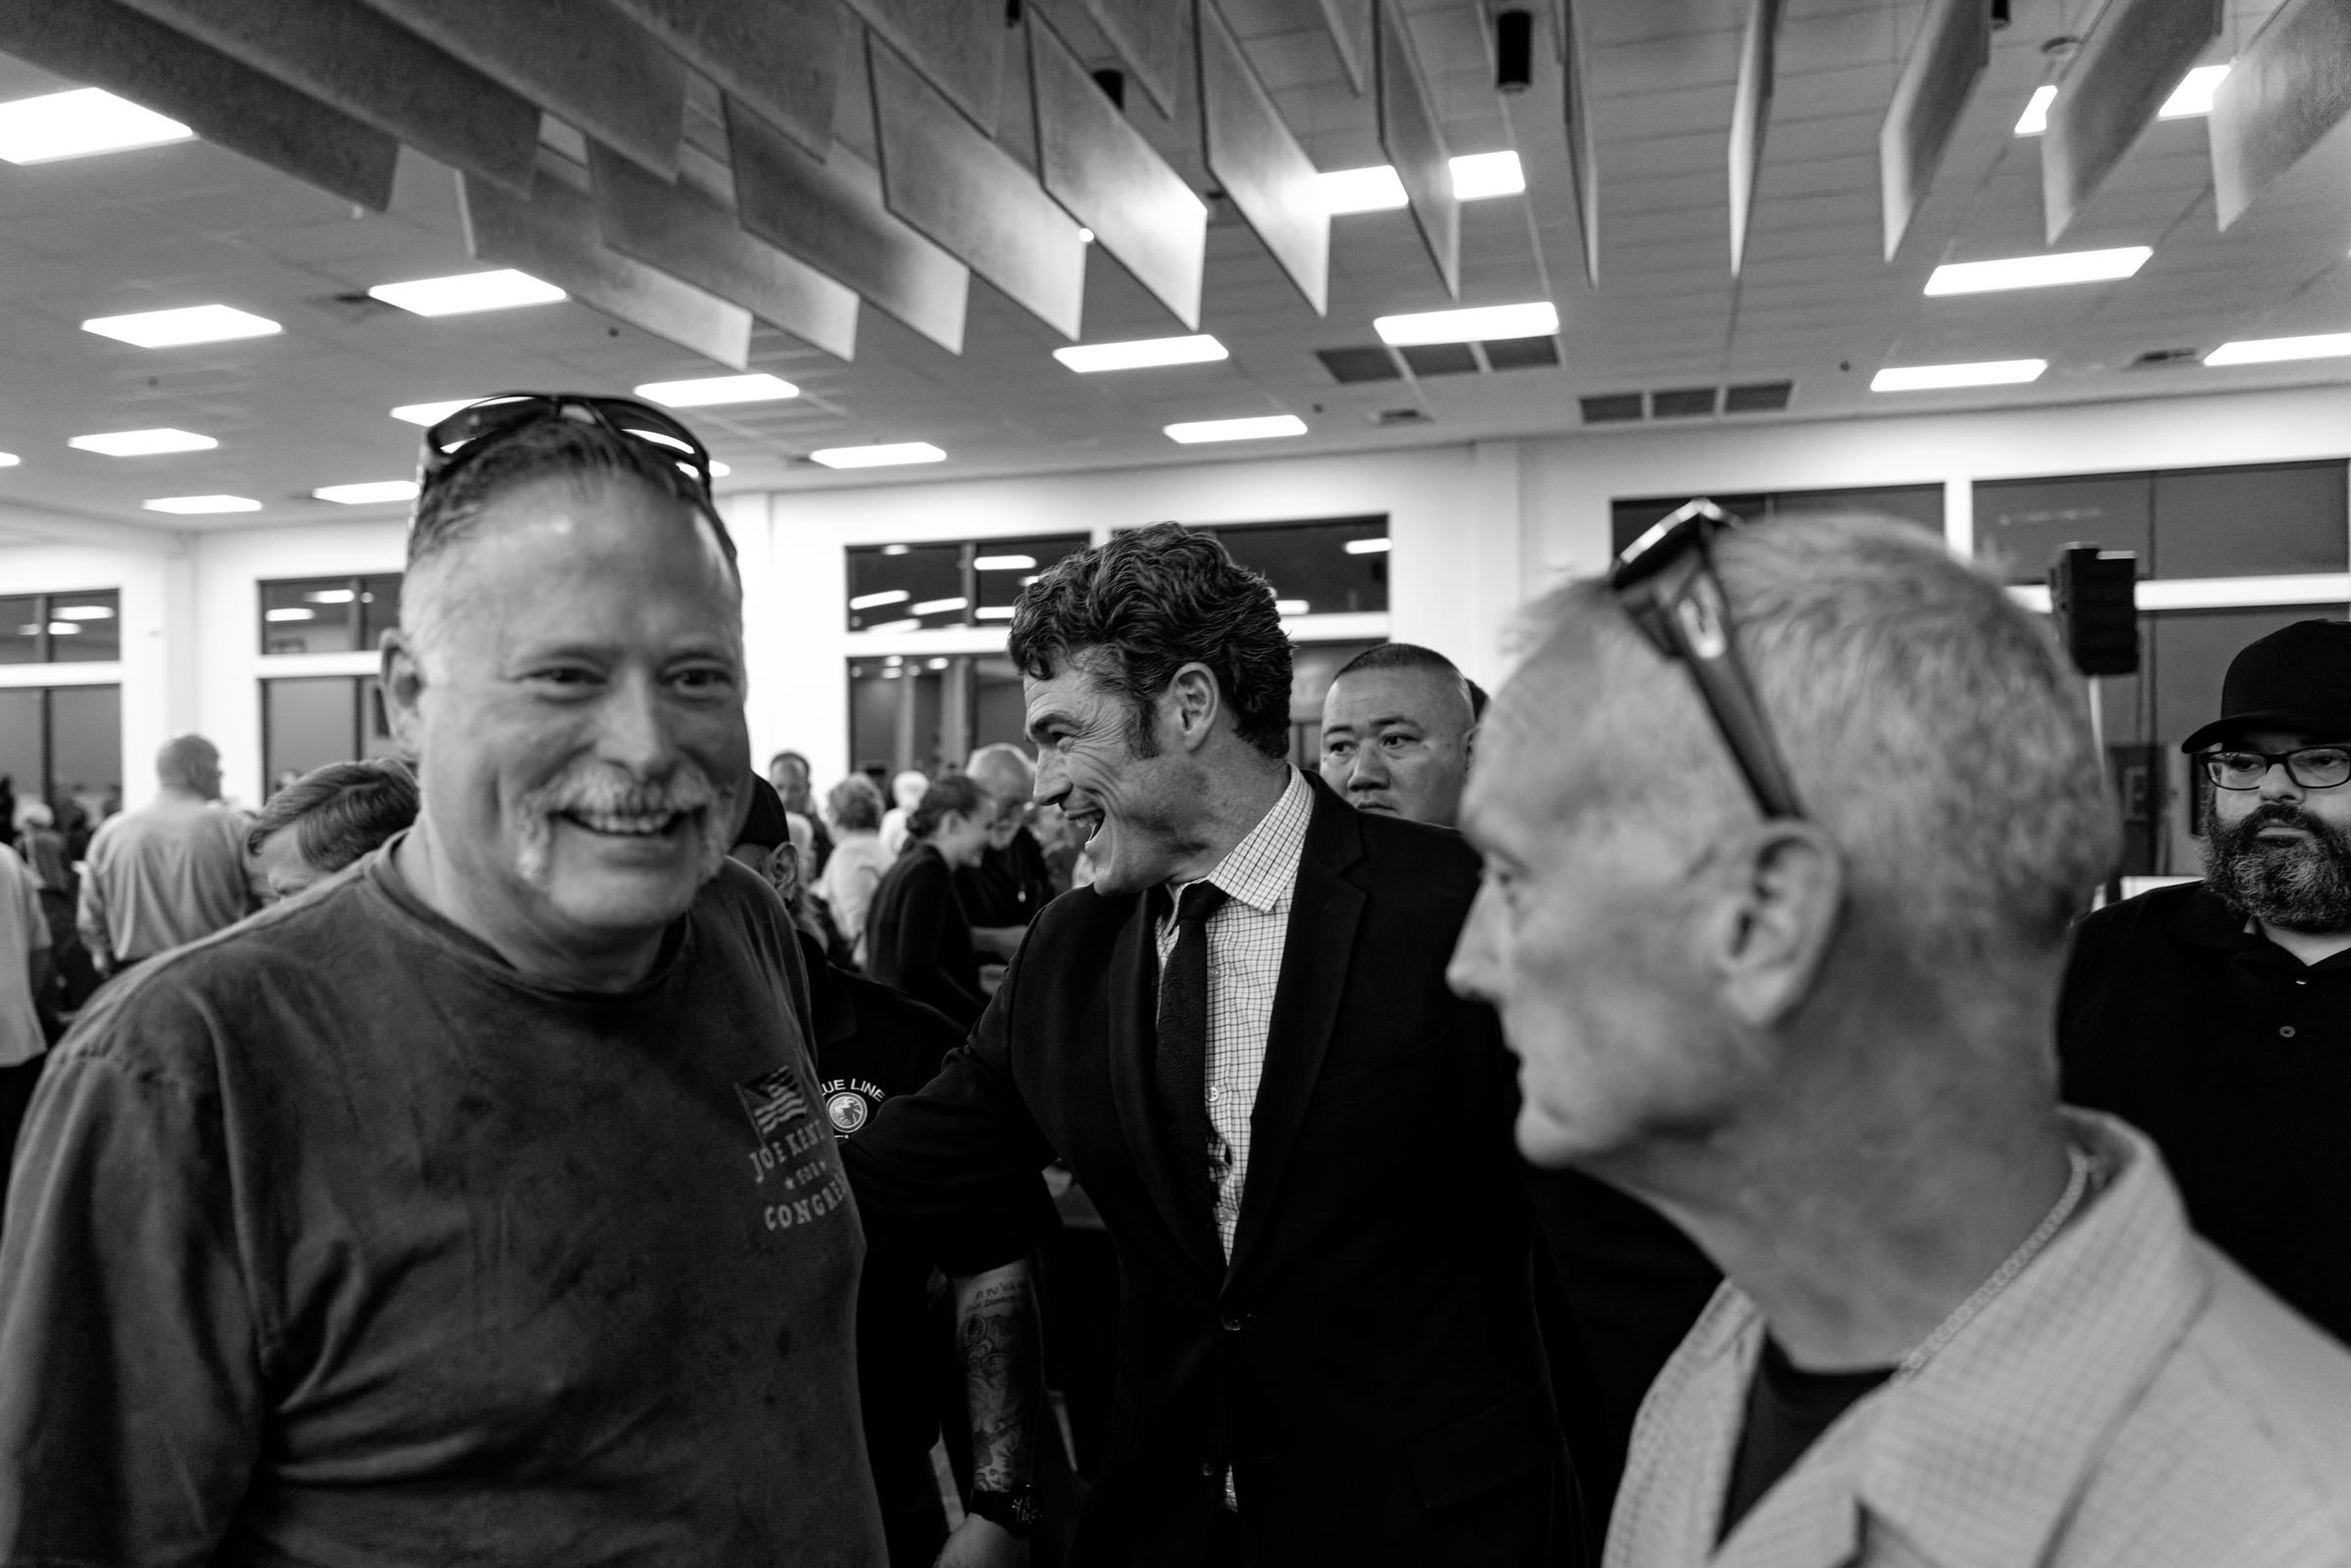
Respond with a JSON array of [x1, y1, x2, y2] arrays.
[[846, 524, 1594, 1567]]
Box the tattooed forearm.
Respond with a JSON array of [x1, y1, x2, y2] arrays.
[[954, 1260, 1040, 1493]]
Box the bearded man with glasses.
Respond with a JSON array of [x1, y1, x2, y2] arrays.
[[0, 396, 889, 1564], [2062, 617, 2351, 1346]]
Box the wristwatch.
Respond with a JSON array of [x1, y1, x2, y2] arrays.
[[967, 1485, 1040, 1538]]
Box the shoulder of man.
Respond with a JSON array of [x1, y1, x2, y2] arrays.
[[830, 968, 964, 1091], [53, 874, 380, 1080], [1331, 794, 1480, 894], [2066, 880, 2209, 971], [696, 858, 816, 1027]]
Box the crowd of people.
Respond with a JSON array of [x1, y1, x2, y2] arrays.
[[0, 390, 2347, 1568]]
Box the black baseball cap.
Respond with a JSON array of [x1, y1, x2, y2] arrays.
[[2180, 619, 2351, 753], [735, 776, 793, 849]]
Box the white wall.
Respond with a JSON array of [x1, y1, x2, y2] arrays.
[[10, 380, 2351, 802]]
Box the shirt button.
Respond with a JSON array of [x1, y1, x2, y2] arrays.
[[1208, 1083, 1223, 1102], [1221, 1310, 1246, 1331], [2280, 1025, 2298, 1038], [1201, 1460, 1218, 1477]]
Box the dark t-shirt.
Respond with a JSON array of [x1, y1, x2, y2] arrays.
[[0, 847, 884, 1566], [802, 935, 965, 1468], [2059, 881, 2351, 1343], [1717, 1338, 1891, 1541]]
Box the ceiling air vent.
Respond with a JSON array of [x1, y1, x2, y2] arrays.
[[2129, 348, 2200, 370], [1651, 387, 1719, 418], [1484, 336, 1559, 370], [1373, 406, 1432, 427], [1317, 346, 1402, 384], [1580, 393, 1645, 423], [1397, 343, 1479, 377], [1722, 380, 1793, 412]]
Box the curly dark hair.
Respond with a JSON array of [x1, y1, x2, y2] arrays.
[[1007, 522, 1293, 760]]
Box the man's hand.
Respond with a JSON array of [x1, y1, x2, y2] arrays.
[[934, 1513, 1029, 1568]]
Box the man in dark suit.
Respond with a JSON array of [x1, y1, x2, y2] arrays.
[[844, 525, 1592, 1567]]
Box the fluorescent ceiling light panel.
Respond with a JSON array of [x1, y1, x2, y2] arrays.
[[46, 622, 79, 636], [2159, 64, 2231, 119], [708, 460, 731, 477], [2014, 85, 2057, 136], [143, 494, 261, 514], [312, 480, 418, 504], [849, 590, 910, 610], [367, 269, 565, 316], [976, 605, 1016, 621], [0, 88, 192, 165], [70, 427, 216, 455], [307, 589, 356, 603], [1924, 246, 2151, 295], [1319, 165, 1409, 214], [2204, 332, 2351, 366], [974, 554, 1036, 571], [0, 452, 18, 467], [1450, 151, 1525, 200], [1344, 538, 1392, 555], [863, 618, 922, 634], [1870, 358, 2047, 392], [1164, 414, 1309, 444], [1374, 302, 1559, 346], [1054, 335, 1228, 372], [810, 443, 947, 469], [81, 304, 281, 348], [1275, 598, 1311, 615], [51, 604, 113, 620], [389, 399, 479, 426], [632, 372, 799, 406], [913, 596, 969, 615], [265, 607, 314, 622]]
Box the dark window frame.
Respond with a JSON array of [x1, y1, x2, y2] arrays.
[[0, 589, 122, 665], [257, 574, 404, 656]]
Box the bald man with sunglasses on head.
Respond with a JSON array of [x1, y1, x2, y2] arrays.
[[0, 396, 885, 1565]]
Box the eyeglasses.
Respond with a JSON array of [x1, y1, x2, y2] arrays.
[[2201, 744, 2351, 791], [1607, 499, 1805, 820], [417, 392, 717, 497]]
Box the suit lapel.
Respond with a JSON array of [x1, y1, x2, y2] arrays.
[[1104, 890, 1226, 1277], [1226, 782, 1366, 1280]]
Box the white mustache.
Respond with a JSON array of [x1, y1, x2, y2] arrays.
[[512, 763, 736, 889]]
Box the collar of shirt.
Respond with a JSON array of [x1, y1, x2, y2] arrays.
[[1679, 1112, 2211, 1568], [2169, 884, 2351, 974], [1156, 768, 1313, 930]]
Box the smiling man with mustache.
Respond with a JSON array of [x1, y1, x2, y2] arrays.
[[0, 398, 884, 1564], [2062, 618, 2351, 1346]]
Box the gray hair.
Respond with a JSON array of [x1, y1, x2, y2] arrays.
[[966, 742, 1035, 802], [1524, 512, 2117, 972]]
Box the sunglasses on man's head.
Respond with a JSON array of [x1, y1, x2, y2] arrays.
[[416, 393, 718, 498], [1607, 499, 1807, 821]]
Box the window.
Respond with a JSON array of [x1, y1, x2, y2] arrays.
[[846, 654, 1030, 779], [1610, 487, 1943, 556], [0, 685, 123, 826], [262, 676, 401, 790], [1974, 460, 2347, 586], [0, 590, 120, 664], [1188, 517, 1388, 617], [845, 537, 1089, 632], [1287, 640, 1383, 769], [260, 574, 403, 655]]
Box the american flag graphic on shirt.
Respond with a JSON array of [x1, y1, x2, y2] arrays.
[[736, 1065, 811, 1138]]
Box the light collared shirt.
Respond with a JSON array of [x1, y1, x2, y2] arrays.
[[74, 795, 256, 965], [1153, 767, 1312, 1261], [1609, 1111, 2351, 1568], [0, 844, 49, 1068]]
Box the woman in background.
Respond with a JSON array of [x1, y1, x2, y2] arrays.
[[818, 775, 893, 970], [864, 776, 992, 1028]]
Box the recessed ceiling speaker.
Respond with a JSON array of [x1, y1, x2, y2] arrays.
[[1495, 9, 1534, 94]]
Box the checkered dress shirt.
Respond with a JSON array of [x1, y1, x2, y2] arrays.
[[1607, 1111, 2351, 1568], [1153, 768, 1312, 1261]]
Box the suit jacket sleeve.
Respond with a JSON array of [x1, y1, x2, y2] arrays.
[[841, 930, 1056, 1278]]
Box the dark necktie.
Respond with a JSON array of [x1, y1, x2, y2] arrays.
[[1156, 881, 1231, 1218]]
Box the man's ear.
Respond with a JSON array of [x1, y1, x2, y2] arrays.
[[1702, 822, 1844, 1029], [380, 632, 428, 757], [1164, 663, 1223, 754]]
